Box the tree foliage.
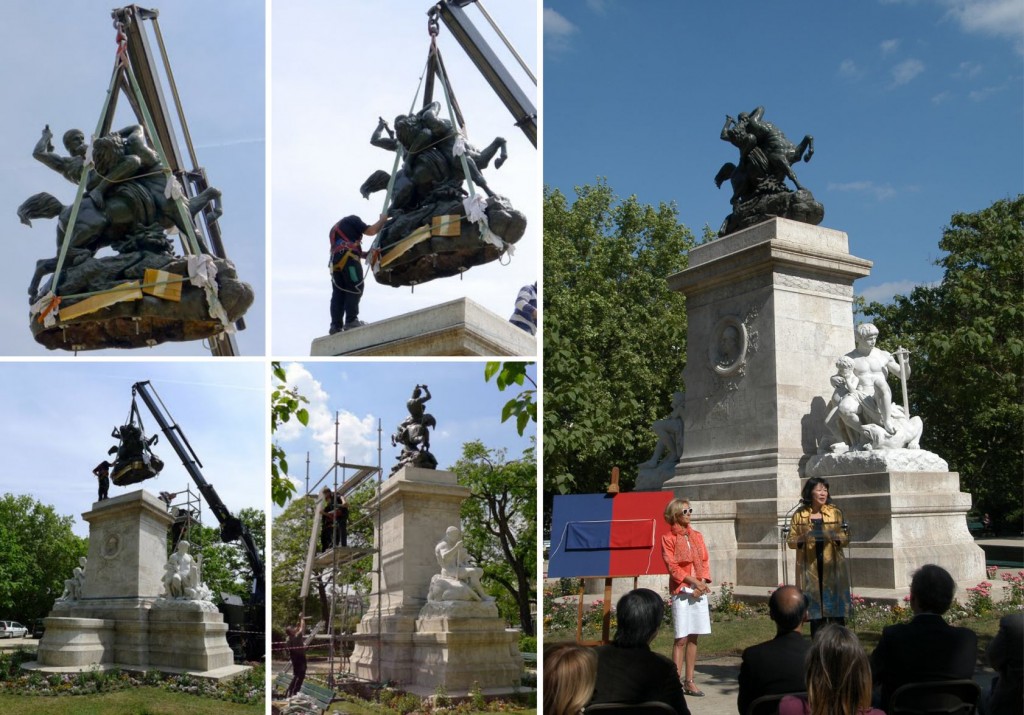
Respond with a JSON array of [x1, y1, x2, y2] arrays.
[[451, 441, 537, 636], [484, 362, 536, 436], [863, 195, 1024, 532], [0, 494, 87, 622], [543, 181, 694, 497], [271, 361, 309, 507], [184, 507, 265, 603]]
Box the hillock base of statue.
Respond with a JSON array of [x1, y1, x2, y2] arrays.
[[30, 253, 253, 351], [806, 448, 948, 476], [310, 298, 536, 357], [371, 196, 526, 287], [718, 189, 824, 236]]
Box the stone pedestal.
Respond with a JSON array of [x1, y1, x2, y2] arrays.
[[310, 298, 536, 356], [663, 218, 984, 596], [29, 490, 246, 678], [350, 467, 523, 692], [410, 602, 522, 694]]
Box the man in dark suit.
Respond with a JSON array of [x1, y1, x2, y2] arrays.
[[871, 564, 978, 711], [737, 585, 811, 715], [982, 611, 1023, 715]]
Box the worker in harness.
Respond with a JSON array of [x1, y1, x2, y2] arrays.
[[328, 213, 387, 335]]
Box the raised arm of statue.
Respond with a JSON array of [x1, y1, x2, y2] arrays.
[[370, 119, 399, 152], [32, 125, 83, 184]]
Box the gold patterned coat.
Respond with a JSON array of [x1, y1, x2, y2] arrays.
[[787, 503, 851, 619]]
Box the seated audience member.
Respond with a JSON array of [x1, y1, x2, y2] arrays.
[[981, 612, 1023, 715], [779, 624, 884, 715], [590, 588, 690, 715], [737, 585, 811, 714], [544, 642, 598, 715], [870, 563, 978, 712]]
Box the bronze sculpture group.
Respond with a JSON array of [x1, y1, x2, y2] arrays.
[[714, 106, 824, 236], [390, 384, 438, 475]]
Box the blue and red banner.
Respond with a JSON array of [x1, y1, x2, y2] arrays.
[[548, 491, 674, 578]]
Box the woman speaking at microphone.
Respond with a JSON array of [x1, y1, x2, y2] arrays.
[[787, 477, 851, 636]]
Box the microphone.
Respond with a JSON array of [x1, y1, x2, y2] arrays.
[[780, 501, 804, 537]]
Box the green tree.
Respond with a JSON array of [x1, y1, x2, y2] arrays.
[[863, 195, 1024, 533], [271, 362, 308, 507], [0, 494, 87, 623], [484, 362, 536, 436], [451, 441, 537, 635], [544, 181, 694, 497], [183, 508, 265, 603]]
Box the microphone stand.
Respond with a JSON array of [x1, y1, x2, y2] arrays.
[[779, 500, 805, 586]]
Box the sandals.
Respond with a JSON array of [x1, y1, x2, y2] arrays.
[[683, 680, 705, 697]]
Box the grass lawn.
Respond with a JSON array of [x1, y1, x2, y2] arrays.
[[0, 687, 262, 714]]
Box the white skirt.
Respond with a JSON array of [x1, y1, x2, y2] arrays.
[[672, 591, 711, 638]]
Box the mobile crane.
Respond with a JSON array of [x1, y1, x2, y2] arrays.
[[131, 380, 264, 661]]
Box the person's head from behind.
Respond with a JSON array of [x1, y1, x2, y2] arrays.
[[543, 643, 597, 715], [769, 585, 808, 633], [805, 625, 872, 715], [910, 563, 956, 615], [613, 588, 664, 648]]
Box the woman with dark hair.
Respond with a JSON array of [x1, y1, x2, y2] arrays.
[[543, 643, 598, 715], [589, 588, 690, 714], [787, 477, 851, 636], [779, 624, 884, 715]]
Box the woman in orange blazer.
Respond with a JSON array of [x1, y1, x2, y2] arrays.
[[661, 498, 711, 697]]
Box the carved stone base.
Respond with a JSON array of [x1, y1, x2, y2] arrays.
[[719, 190, 824, 236], [372, 196, 526, 287], [30, 255, 253, 351], [410, 601, 522, 692], [806, 448, 948, 476]]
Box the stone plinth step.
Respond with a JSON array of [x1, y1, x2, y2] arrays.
[[22, 660, 250, 682]]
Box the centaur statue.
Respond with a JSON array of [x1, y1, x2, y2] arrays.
[[390, 384, 438, 475]]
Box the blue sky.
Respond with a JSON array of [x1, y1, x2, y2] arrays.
[[543, 0, 1023, 304], [0, 361, 266, 538], [0, 0, 265, 356], [274, 361, 537, 509], [270, 1, 539, 354]]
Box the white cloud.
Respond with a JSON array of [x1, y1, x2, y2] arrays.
[[544, 8, 578, 52], [890, 58, 925, 86], [838, 59, 861, 78], [858, 280, 939, 304], [969, 85, 1001, 101], [280, 363, 377, 466], [828, 181, 898, 200], [585, 0, 610, 15], [880, 38, 901, 54], [952, 60, 983, 78], [945, 0, 1024, 42], [931, 90, 953, 103]]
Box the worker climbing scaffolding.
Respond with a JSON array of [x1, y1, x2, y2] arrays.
[[358, 2, 532, 288], [18, 6, 253, 354]]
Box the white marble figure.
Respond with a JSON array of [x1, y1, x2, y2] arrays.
[[427, 526, 492, 602], [161, 540, 212, 602], [638, 391, 685, 469], [824, 324, 923, 452], [57, 564, 86, 602]]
